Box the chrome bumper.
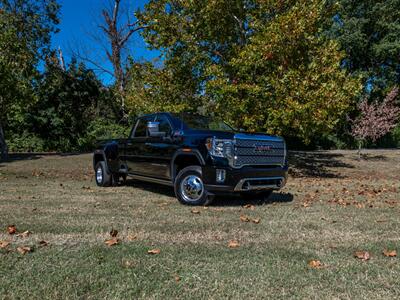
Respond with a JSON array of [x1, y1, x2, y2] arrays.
[[233, 176, 286, 192]]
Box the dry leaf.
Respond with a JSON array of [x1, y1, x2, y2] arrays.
[[16, 230, 32, 238], [228, 240, 240, 248], [240, 215, 250, 222], [17, 246, 33, 255], [191, 209, 200, 214], [174, 275, 181, 282], [7, 225, 16, 235], [38, 240, 49, 247], [127, 234, 137, 241], [110, 229, 118, 237], [251, 218, 261, 224], [0, 241, 10, 249], [105, 238, 119, 246], [308, 260, 323, 269], [354, 251, 370, 261], [383, 250, 397, 257], [243, 204, 254, 210], [148, 248, 161, 255], [122, 259, 135, 268]]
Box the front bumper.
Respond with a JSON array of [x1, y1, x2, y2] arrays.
[[202, 165, 288, 194]]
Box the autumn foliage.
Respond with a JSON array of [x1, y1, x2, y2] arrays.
[[351, 88, 400, 155]]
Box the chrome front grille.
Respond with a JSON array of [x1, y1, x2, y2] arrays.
[[233, 136, 285, 168]]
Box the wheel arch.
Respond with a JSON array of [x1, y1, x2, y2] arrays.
[[171, 150, 205, 181]]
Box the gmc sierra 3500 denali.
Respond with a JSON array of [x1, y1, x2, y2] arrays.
[[93, 112, 288, 206]]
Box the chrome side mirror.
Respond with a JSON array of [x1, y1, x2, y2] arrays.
[[147, 122, 166, 137]]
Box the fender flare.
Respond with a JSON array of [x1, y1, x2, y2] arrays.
[[93, 150, 110, 173], [170, 149, 206, 180]]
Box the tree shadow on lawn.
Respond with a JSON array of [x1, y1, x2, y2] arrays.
[[0, 152, 85, 168], [289, 151, 354, 178]]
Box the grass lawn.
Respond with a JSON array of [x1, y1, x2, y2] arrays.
[[0, 150, 399, 299]]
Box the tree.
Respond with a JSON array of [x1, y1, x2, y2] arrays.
[[26, 59, 103, 151], [330, 0, 400, 99], [207, 0, 362, 143], [0, 0, 59, 159], [351, 87, 400, 158], [135, 0, 253, 113], [74, 0, 146, 118]]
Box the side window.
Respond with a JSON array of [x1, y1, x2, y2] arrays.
[[132, 116, 154, 138], [156, 115, 172, 136]]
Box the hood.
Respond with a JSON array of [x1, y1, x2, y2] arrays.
[[183, 129, 284, 142]]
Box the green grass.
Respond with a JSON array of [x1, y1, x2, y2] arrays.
[[0, 151, 399, 299]]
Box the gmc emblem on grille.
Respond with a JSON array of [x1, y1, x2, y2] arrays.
[[254, 144, 273, 153]]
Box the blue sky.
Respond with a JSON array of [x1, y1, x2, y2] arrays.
[[52, 0, 159, 84]]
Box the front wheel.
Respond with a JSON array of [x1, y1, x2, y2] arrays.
[[174, 166, 214, 206]]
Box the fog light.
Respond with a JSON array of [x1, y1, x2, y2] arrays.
[[216, 169, 226, 183]]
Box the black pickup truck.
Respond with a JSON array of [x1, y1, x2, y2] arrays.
[[93, 112, 288, 205]]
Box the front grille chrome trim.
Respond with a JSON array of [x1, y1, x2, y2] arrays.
[[234, 176, 286, 192]]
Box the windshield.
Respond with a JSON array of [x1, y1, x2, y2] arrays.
[[176, 114, 235, 131]]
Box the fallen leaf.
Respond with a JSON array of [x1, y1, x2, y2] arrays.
[[127, 234, 137, 241], [243, 204, 254, 210], [110, 229, 118, 237], [17, 246, 33, 255], [122, 259, 135, 268], [38, 240, 49, 247], [228, 240, 240, 248], [105, 238, 119, 246], [7, 225, 16, 235], [191, 209, 200, 214], [251, 218, 261, 224], [354, 251, 370, 261], [240, 215, 250, 222], [16, 230, 32, 238], [0, 241, 10, 249], [148, 248, 161, 255], [174, 275, 181, 282], [308, 260, 323, 269], [383, 250, 397, 257]]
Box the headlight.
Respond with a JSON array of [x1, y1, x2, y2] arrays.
[[206, 138, 233, 158]]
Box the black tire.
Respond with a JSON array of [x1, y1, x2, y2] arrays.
[[174, 166, 214, 206], [95, 161, 113, 187]]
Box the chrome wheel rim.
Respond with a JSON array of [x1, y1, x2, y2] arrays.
[[96, 167, 103, 184], [180, 175, 204, 202]]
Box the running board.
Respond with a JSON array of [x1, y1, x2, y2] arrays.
[[129, 173, 173, 187]]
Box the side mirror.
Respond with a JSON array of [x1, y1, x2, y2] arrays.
[[147, 122, 166, 137]]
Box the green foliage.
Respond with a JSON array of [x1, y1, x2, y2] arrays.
[[126, 62, 197, 114], [330, 0, 400, 99], [0, 0, 60, 118], [24, 61, 105, 152], [6, 131, 45, 152], [79, 118, 130, 150]]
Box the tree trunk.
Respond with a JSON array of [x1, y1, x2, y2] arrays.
[[357, 140, 362, 160], [0, 122, 9, 161]]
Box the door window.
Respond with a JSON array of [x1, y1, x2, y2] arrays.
[[156, 115, 172, 136], [132, 116, 154, 138]]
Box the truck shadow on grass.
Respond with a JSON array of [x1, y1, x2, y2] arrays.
[[126, 180, 293, 207], [213, 192, 294, 207], [289, 151, 354, 178]]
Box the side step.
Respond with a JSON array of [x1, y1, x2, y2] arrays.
[[129, 173, 173, 187]]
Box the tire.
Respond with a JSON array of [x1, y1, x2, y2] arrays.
[[95, 161, 113, 187], [174, 166, 214, 206]]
